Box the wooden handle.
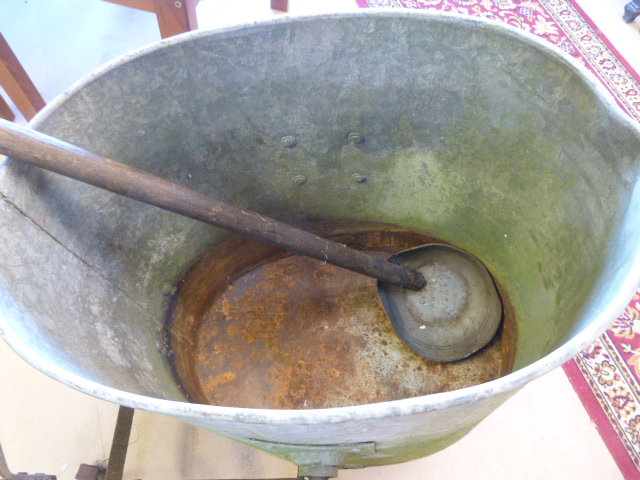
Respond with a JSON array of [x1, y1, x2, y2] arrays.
[[0, 120, 426, 290]]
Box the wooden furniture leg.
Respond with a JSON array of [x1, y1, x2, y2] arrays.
[[271, 0, 289, 12], [103, 0, 199, 38], [152, 0, 199, 39], [0, 33, 45, 121], [0, 95, 15, 121]]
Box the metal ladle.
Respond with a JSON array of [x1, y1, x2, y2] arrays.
[[0, 120, 502, 362]]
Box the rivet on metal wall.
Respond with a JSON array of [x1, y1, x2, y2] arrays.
[[174, 1, 183, 8], [348, 132, 365, 145], [156, 339, 169, 356], [292, 175, 307, 185], [352, 173, 367, 183], [163, 283, 177, 296], [281, 136, 298, 148]]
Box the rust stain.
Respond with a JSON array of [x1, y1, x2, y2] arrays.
[[166, 221, 518, 410], [206, 371, 238, 389]]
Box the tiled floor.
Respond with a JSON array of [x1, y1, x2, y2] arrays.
[[0, 0, 638, 479]]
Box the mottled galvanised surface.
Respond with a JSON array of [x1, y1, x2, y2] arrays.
[[2, 12, 640, 474]]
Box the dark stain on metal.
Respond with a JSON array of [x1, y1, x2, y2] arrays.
[[166, 222, 517, 409]]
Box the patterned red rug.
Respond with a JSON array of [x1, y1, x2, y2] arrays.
[[355, 0, 640, 477]]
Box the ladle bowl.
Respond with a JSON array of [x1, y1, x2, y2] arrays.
[[380, 244, 503, 362], [2, 11, 640, 477]]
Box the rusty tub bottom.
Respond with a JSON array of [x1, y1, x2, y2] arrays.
[[166, 222, 517, 410]]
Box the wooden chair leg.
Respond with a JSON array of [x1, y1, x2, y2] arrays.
[[0, 95, 15, 121], [152, 0, 199, 38], [0, 33, 45, 121], [271, 0, 289, 12]]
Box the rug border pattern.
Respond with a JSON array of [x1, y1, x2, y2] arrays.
[[566, 336, 640, 477]]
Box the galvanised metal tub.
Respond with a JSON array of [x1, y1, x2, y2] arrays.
[[1, 11, 640, 478]]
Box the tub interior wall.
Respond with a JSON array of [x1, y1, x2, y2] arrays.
[[1, 15, 639, 399]]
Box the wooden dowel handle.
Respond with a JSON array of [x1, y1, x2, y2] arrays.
[[0, 120, 426, 290]]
